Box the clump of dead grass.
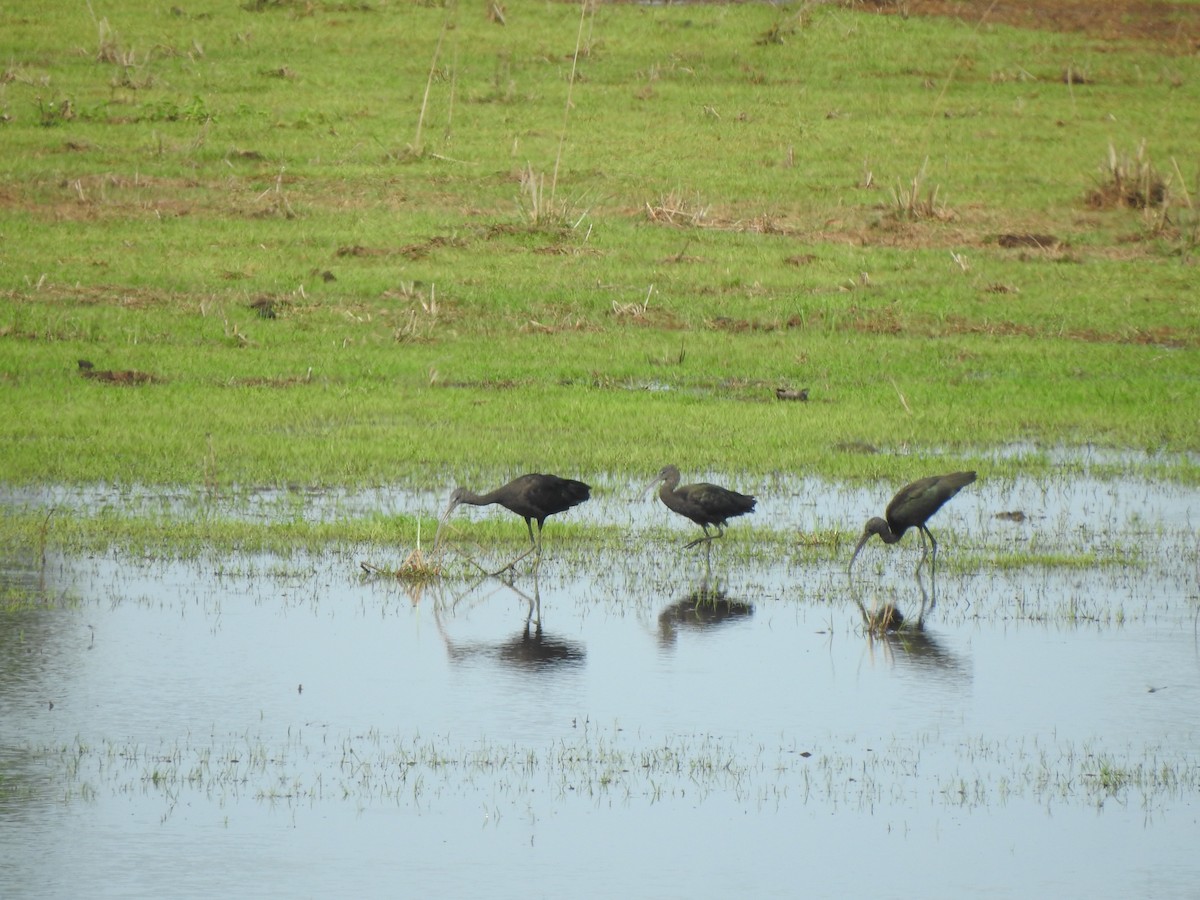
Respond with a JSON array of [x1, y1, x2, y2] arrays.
[[395, 546, 444, 582], [517, 163, 590, 230], [390, 282, 441, 343], [94, 18, 135, 67], [645, 188, 710, 227], [1086, 140, 1168, 211], [612, 285, 653, 319], [857, 599, 905, 636], [888, 158, 953, 221], [360, 522, 445, 584]]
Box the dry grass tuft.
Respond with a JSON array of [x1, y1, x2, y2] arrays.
[[1086, 141, 1168, 210], [645, 189, 710, 227], [859, 600, 905, 636], [889, 158, 953, 221], [95, 18, 135, 67], [756, 21, 795, 46], [517, 164, 590, 230], [390, 283, 441, 343], [612, 285, 653, 319], [395, 546, 444, 582], [1061, 65, 1091, 85], [360, 526, 445, 584]]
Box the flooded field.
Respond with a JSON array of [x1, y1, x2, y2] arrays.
[[2, 470, 1198, 898]]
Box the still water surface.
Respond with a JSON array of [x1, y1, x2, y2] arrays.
[[1, 474, 1198, 898]]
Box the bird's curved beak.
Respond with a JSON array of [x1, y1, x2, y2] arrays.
[[641, 474, 663, 499], [434, 496, 460, 549], [847, 529, 872, 578]]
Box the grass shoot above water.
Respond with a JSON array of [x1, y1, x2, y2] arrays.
[[28, 726, 1200, 815], [0, 0, 1198, 498]]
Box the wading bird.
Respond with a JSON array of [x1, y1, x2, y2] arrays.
[[646, 465, 756, 550], [436, 473, 591, 566], [848, 471, 976, 578]]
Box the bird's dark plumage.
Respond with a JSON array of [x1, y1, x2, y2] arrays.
[[438, 473, 591, 549], [849, 471, 976, 576], [647, 465, 756, 549]]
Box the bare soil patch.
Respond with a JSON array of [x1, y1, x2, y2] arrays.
[[862, 0, 1200, 51], [77, 360, 163, 384]]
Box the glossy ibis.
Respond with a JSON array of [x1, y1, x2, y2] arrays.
[[646, 465, 756, 550], [436, 473, 591, 564], [848, 470, 976, 578]]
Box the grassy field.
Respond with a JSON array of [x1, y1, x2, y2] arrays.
[[1, 0, 1198, 492]]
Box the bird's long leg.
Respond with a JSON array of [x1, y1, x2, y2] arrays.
[[684, 524, 713, 550], [532, 523, 545, 576], [436, 524, 505, 578], [916, 526, 939, 607], [923, 526, 939, 581], [915, 528, 930, 575], [488, 521, 539, 579]]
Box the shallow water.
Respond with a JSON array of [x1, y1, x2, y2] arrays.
[[2, 475, 1199, 899]]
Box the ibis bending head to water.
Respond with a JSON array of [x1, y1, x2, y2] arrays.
[[647, 465, 756, 550], [436, 473, 591, 561], [848, 470, 976, 578]]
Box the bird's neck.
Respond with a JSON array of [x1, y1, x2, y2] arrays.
[[459, 490, 494, 507]]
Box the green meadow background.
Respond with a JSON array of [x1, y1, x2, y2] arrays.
[[1, 0, 1198, 490]]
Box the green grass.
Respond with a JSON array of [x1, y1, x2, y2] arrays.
[[2, 1, 1199, 490]]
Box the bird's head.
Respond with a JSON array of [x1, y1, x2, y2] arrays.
[[847, 517, 890, 576], [643, 465, 678, 498]]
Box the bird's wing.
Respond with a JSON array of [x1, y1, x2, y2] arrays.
[[678, 483, 755, 514], [525, 475, 589, 513], [885, 473, 971, 525]]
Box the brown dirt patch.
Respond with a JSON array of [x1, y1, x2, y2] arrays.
[[994, 233, 1061, 249], [226, 373, 314, 388], [79, 366, 162, 385], [860, 1, 1200, 51]]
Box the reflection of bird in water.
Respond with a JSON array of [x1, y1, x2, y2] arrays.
[[436, 473, 591, 573], [435, 576, 585, 671], [856, 564, 936, 635], [856, 572, 967, 677], [657, 582, 754, 648], [645, 465, 756, 550], [882, 627, 966, 677], [849, 471, 976, 579], [495, 620, 584, 670]]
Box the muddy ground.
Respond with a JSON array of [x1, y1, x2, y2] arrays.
[[861, 0, 1199, 50]]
